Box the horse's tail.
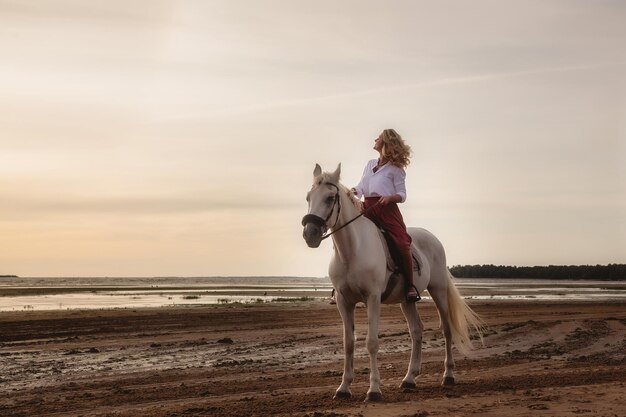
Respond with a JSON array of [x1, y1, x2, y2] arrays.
[[446, 271, 485, 355]]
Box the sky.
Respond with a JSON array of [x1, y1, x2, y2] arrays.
[[1, 0, 625, 277]]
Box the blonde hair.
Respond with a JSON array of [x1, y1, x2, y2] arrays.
[[380, 129, 412, 168]]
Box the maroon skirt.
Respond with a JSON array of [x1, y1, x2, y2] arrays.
[[363, 197, 412, 251]]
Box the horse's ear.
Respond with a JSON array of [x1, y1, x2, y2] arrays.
[[313, 163, 322, 178], [330, 163, 341, 183]]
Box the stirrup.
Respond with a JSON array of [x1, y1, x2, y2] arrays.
[[405, 284, 421, 303]]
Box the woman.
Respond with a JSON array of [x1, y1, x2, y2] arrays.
[[351, 128, 419, 302]]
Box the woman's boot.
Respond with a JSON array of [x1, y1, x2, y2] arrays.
[[400, 248, 420, 303]]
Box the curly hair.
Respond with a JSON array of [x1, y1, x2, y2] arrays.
[[380, 129, 412, 168]]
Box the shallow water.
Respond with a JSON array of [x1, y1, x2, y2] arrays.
[[0, 276, 624, 311]]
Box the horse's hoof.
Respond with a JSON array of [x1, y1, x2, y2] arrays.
[[334, 390, 352, 400], [442, 376, 455, 386], [365, 391, 383, 402], [400, 381, 417, 391]]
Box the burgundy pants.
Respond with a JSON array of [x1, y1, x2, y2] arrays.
[[363, 197, 412, 251]]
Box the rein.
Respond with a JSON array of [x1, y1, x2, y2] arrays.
[[320, 198, 380, 241], [320, 209, 365, 241], [302, 183, 380, 241]]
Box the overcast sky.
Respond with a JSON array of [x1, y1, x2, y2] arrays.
[[1, 0, 624, 277]]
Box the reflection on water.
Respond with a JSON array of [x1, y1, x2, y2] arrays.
[[0, 277, 624, 311], [0, 292, 291, 312]]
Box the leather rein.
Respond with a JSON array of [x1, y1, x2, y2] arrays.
[[301, 183, 379, 241]]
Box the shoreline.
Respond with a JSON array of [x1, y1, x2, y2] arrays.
[[1, 295, 625, 315], [1, 278, 625, 313]]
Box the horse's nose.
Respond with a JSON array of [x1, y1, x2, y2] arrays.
[[303, 223, 321, 240], [302, 223, 322, 248]]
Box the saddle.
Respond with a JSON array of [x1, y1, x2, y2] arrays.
[[377, 228, 422, 302], [378, 228, 422, 275]]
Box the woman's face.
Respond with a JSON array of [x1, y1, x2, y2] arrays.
[[374, 135, 383, 152]]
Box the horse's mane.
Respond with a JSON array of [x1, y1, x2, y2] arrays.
[[314, 173, 363, 212]]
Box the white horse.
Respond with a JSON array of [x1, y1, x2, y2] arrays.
[[302, 163, 483, 402]]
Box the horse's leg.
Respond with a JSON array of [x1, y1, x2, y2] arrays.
[[365, 295, 383, 402], [334, 296, 355, 399], [430, 284, 456, 385], [399, 302, 424, 390]]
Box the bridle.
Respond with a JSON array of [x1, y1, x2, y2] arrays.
[[301, 182, 378, 241], [301, 183, 341, 240]]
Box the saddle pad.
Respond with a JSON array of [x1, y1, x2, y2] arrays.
[[377, 228, 422, 276]]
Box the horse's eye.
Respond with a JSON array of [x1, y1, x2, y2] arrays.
[[326, 196, 335, 204]]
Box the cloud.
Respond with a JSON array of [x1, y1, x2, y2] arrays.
[[161, 61, 626, 122]]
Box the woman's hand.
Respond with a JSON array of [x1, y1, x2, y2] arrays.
[[379, 195, 400, 205]]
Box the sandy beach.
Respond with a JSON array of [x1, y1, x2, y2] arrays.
[[1, 299, 625, 417]]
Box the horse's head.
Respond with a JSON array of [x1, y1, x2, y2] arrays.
[[302, 163, 341, 248]]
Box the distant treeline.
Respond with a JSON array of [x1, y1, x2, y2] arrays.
[[449, 264, 626, 281]]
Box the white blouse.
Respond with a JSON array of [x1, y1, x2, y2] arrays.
[[353, 159, 407, 202]]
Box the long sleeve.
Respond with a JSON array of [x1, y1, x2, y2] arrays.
[[353, 162, 371, 199], [393, 168, 407, 202]]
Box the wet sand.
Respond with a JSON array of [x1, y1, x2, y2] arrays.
[[1, 300, 625, 416]]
